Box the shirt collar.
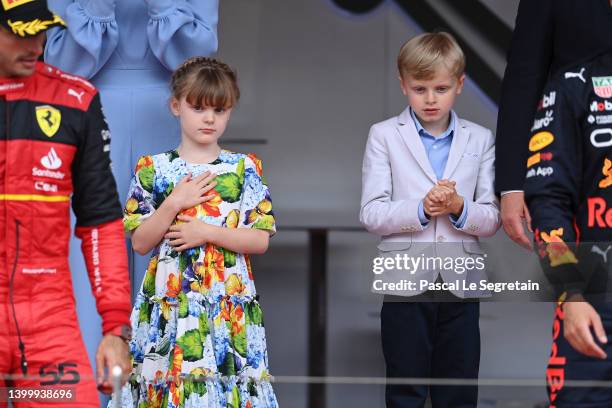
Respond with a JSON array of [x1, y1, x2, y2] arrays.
[[410, 108, 456, 139]]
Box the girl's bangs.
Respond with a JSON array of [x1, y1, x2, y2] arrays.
[[185, 72, 236, 108]]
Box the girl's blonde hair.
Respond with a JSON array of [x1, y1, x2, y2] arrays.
[[170, 57, 240, 108], [397, 32, 465, 80]]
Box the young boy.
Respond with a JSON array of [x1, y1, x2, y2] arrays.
[[360, 32, 501, 407]]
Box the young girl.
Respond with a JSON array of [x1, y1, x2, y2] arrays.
[[116, 57, 278, 407]]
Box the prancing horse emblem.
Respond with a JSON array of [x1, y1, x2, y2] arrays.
[[35, 105, 61, 138]]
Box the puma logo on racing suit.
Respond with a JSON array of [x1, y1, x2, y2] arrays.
[[591, 245, 612, 263], [565, 67, 586, 83], [67, 88, 84, 104]]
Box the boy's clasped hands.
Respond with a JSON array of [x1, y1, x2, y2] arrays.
[[423, 179, 464, 218], [164, 171, 218, 252]]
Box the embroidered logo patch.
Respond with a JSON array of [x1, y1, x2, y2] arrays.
[[593, 76, 612, 98], [35, 105, 61, 137]]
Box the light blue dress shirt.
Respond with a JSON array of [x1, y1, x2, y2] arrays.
[[412, 109, 468, 228]]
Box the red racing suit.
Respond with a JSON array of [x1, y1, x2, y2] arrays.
[[0, 62, 131, 407]]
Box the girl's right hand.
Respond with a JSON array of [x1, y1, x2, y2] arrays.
[[167, 172, 217, 212]]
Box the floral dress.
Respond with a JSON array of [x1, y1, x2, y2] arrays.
[[114, 149, 278, 408]]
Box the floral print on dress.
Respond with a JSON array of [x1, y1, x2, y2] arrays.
[[114, 150, 278, 408]]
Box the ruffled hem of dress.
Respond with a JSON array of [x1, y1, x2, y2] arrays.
[[110, 373, 278, 408], [139, 291, 262, 307], [129, 370, 274, 387]]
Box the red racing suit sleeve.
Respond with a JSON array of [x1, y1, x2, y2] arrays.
[[72, 92, 131, 333], [76, 221, 131, 333]]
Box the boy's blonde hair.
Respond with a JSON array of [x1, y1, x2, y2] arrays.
[[397, 32, 465, 80]]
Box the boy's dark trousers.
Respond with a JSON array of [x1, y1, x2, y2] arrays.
[[381, 293, 480, 408]]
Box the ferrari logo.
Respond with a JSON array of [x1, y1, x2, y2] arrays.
[[1, 0, 34, 11], [36, 106, 61, 138]]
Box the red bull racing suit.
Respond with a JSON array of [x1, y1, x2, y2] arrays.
[[0, 62, 131, 407], [525, 52, 612, 408]]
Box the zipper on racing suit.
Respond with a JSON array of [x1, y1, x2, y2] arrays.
[[2, 95, 28, 375], [9, 220, 27, 375]]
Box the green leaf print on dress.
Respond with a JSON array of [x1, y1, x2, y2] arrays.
[[176, 329, 204, 362], [236, 157, 245, 179], [138, 301, 151, 324], [253, 215, 275, 231], [138, 164, 154, 192], [247, 380, 258, 397], [215, 172, 242, 203], [219, 352, 236, 377], [245, 302, 263, 326], [198, 313, 210, 339], [232, 328, 247, 358], [184, 371, 207, 400], [178, 292, 189, 318], [222, 248, 236, 268], [124, 213, 141, 233], [142, 257, 157, 298], [228, 386, 240, 408]]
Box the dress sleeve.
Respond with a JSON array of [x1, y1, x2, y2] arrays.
[[45, 0, 119, 78], [238, 154, 276, 235], [145, 0, 219, 70], [123, 156, 157, 233]]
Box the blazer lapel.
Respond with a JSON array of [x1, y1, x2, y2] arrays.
[[396, 108, 437, 183], [442, 119, 471, 180]]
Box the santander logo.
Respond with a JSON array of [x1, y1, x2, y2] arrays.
[[32, 147, 65, 180], [41, 148, 62, 170]]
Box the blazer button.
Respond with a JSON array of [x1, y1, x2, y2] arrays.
[[437, 236, 446, 242]]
